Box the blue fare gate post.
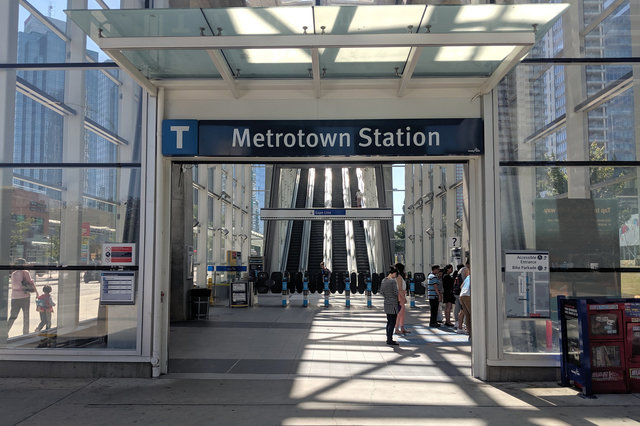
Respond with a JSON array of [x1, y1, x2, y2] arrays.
[[282, 272, 288, 307], [345, 273, 351, 308], [366, 274, 372, 308], [324, 274, 330, 307], [302, 272, 309, 307], [409, 272, 416, 308]]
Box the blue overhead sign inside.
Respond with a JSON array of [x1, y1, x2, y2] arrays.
[[162, 118, 483, 157], [314, 209, 347, 216]]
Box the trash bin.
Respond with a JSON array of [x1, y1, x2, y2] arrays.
[[191, 287, 212, 320]]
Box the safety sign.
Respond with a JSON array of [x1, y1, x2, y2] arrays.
[[102, 243, 136, 265]]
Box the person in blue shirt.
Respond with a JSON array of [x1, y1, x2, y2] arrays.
[[427, 265, 442, 327]]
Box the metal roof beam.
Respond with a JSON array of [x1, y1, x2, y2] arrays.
[[20, 0, 70, 43], [206, 49, 239, 98], [473, 44, 533, 100], [311, 48, 321, 98], [97, 32, 535, 51], [397, 46, 423, 97], [102, 48, 157, 96]]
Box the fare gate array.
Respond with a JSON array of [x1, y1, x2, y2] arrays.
[[251, 271, 427, 307]]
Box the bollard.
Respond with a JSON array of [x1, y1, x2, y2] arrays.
[[324, 274, 330, 307], [282, 273, 288, 307], [366, 274, 372, 308], [345, 273, 351, 308], [409, 272, 416, 308], [302, 272, 309, 307]]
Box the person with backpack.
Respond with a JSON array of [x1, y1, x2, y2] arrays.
[[35, 285, 56, 332]]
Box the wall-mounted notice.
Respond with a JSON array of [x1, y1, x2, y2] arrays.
[[100, 271, 136, 305], [103, 243, 136, 265], [505, 251, 550, 318]]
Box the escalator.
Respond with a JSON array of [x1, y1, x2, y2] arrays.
[[285, 169, 308, 272], [307, 168, 325, 275], [331, 167, 348, 275], [349, 168, 370, 274]]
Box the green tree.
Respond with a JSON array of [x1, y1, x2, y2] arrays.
[[537, 153, 567, 197], [9, 217, 35, 259]]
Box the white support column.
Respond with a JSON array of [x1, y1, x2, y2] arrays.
[[0, 0, 19, 343], [414, 165, 424, 272], [446, 164, 457, 264], [564, 0, 590, 198], [152, 89, 169, 375], [471, 93, 500, 380], [58, 0, 87, 332], [433, 167, 444, 264], [421, 165, 430, 267], [242, 165, 252, 266], [197, 172, 208, 287], [213, 166, 223, 281], [404, 164, 415, 273]]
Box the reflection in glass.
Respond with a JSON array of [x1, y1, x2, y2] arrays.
[[1, 167, 140, 350]]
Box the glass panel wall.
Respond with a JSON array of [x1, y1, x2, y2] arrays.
[[1, 1, 144, 350], [497, 0, 639, 355]]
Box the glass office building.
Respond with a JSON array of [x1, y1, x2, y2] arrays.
[[0, 0, 638, 381]]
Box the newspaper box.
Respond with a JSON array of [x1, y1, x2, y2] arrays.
[[558, 297, 633, 396], [624, 302, 640, 392]]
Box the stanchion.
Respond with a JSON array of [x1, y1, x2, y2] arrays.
[[345, 273, 351, 308], [323, 274, 330, 307], [366, 274, 372, 308], [282, 273, 288, 307], [302, 272, 309, 307], [409, 272, 416, 308]]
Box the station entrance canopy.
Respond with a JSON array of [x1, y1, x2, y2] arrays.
[[66, 4, 568, 98]]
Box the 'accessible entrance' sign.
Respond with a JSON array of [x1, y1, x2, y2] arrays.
[[162, 118, 483, 157]]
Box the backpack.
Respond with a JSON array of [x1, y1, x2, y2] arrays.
[[453, 275, 462, 296]]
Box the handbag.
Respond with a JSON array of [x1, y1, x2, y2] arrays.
[[21, 273, 34, 292]]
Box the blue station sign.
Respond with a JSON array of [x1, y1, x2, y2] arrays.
[[162, 118, 483, 157]]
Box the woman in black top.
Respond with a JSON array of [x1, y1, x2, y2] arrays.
[[442, 264, 455, 326]]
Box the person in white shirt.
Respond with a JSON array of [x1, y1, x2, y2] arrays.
[[459, 272, 471, 339]]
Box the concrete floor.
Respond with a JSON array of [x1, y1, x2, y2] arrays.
[[2, 294, 640, 425]]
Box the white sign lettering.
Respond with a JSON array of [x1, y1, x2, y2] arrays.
[[170, 125, 191, 149]]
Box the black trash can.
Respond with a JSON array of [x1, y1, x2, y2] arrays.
[[191, 287, 211, 320]]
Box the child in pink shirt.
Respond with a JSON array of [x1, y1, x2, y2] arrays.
[[35, 285, 55, 331]]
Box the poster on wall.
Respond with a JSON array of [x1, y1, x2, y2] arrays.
[[505, 250, 550, 318]]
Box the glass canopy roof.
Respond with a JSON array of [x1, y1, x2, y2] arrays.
[[66, 4, 569, 96]]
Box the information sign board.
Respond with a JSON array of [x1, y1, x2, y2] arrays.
[[100, 271, 136, 305], [505, 250, 550, 318]]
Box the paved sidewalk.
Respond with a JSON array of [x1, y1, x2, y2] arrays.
[[2, 295, 640, 425]]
